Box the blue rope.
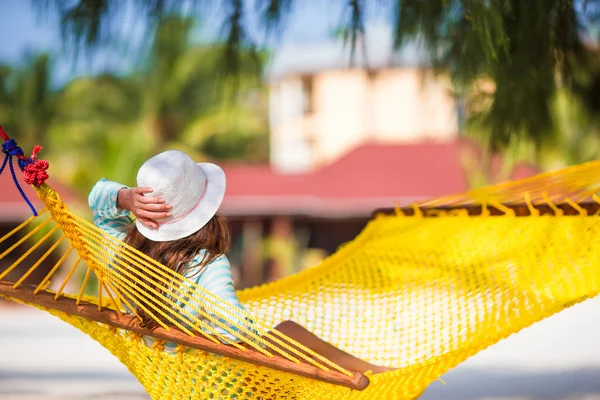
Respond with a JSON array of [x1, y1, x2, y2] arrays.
[[1, 138, 38, 216], [0, 153, 8, 175], [2, 139, 25, 160]]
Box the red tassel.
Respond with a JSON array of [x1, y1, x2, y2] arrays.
[[30, 145, 43, 160], [23, 145, 50, 186], [23, 160, 49, 186]]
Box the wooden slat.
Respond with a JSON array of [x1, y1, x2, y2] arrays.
[[0, 282, 369, 390], [373, 201, 600, 218]]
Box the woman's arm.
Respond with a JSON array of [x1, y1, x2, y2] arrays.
[[88, 178, 172, 239], [88, 178, 133, 240]]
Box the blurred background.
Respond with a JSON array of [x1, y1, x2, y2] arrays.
[[1, 0, 600, 399]]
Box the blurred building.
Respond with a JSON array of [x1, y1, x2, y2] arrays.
[[267, 26, 459, 174], [220, 26, 539, 287]]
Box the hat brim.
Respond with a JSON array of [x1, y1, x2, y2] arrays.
[[136, 162, 226, 242]]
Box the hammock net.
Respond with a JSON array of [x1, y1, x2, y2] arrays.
[[2, 141, 600, 399]]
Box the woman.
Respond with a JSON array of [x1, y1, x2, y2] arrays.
[[89, 149, 392, 374]]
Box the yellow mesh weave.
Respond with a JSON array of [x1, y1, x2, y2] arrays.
[[2, 159, 600, 399]]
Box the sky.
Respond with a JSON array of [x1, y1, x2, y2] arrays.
[[1, 1, 598, 88], [0, 0, 393, 87]]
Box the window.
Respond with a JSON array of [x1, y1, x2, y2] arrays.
[[301, 76, 314, 115]]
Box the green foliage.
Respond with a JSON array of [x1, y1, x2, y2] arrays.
[[393, 0, 597, 152], [543, 88, 600, 167], [0, 65, 12, 129], [0, 54, 55, 150], [0, 14, 268, 195], [182, 105, 269, 162]]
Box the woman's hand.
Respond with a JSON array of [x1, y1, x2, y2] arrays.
[[117, 187, 172, 229]]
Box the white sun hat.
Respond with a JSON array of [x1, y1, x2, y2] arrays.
[[135, 150, 226, 242]]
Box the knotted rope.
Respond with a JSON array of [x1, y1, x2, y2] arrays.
[[0, 125, 50, 216]]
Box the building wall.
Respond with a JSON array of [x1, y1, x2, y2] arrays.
[[269, 68, 459, 173]]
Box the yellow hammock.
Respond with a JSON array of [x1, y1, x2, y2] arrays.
[[2, 135, 600, 399]]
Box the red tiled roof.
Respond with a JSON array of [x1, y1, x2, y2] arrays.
[[220, 140, 483, 217], [0, 171, 81, 222]]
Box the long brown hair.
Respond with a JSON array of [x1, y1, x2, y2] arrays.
[[124, 214, 231, 329]]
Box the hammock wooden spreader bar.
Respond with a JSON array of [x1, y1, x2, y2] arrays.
[[0, 281, 369, 390], [374, 201, 600, 217]]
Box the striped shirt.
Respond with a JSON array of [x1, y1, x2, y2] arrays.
[[88, 178, 256, 351]]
